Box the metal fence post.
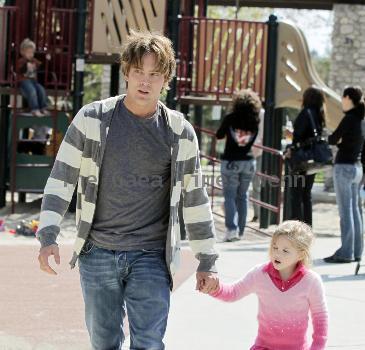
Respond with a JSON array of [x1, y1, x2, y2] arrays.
[[72, 0, 87, 117], [260, 15, 278, 229], [0, 94, 9, 208], [166, 0, 180, 109]]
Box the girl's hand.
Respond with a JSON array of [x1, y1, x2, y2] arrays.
[[208, 282, 220, 295]]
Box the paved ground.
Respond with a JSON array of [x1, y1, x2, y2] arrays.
[[164, 236, 365, 350], [0, 191, 364, 349]]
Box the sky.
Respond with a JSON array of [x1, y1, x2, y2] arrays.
[[275, 9, 333, 57]]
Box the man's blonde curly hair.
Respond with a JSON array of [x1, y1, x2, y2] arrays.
[[269, 220, 314, 267], [120, 30, 176, 90]]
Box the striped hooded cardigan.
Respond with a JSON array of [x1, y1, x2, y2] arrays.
[[36, 95, 218, 284]]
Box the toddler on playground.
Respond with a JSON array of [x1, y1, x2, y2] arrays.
[[16, 38, 49, 117], [206, 220, 328, 350]]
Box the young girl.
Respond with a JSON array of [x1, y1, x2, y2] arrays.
[[208, 220, 328, 350]]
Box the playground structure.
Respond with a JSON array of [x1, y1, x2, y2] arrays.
[[0, 0, 342, 228]]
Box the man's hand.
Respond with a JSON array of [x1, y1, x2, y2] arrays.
[[196, 271, 219, 294], [38, 244, 60, 275]]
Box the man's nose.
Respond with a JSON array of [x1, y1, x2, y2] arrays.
[[140, 74, 152, 85]]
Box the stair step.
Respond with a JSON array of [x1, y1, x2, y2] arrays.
[[16, 164, 51, 168], [18, 139, 48, 143]]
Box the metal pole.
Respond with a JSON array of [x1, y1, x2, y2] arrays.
[[70, 0, 87, 213], [1, 0, 14, 207], [283, 159, 292, 221], [269, 107, 284, 224], [194, 105, 203, 148], [0, 94, 9, 208], [110, 63, 120, 97], [166, 0, 180, 109], [260, 15, 278, 229], [72, 0, 87, 117]]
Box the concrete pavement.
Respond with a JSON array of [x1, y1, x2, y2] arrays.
[[1, 199, 364, 349], [164, 236, 365, 350]]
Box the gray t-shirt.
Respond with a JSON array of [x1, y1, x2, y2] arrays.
[[89, 100, 172, 250]]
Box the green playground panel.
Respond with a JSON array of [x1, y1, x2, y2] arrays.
[[9, 111, 70, 192], [15, 166, 52, 191], [14, 112, 69, 131], [15, 153, 54, 165]]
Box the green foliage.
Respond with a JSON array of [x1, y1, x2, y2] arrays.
[[207, 6, 269, 21], [83, 64, 103, 105], [311, 54, 331, 85]]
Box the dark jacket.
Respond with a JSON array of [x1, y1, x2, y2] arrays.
[[328, 106, 365, 164], [216, 113, 258, 161], [16, 57, 42, 81], [292, 108, 323, 146]]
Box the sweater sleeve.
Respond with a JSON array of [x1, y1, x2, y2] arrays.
[[308, 274, 329, 350], [36, 105, 87, 248], [181, 121, 218, 273], [328, 116, 347, 145], [16, 58, 26, 77], [216, 115, 230, 139], [209, 266, 258, 302]]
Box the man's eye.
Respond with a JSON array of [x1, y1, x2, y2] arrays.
[[273, 247, 278, 250], [151, 72, 160, 76], [283, 250, 289, 253]]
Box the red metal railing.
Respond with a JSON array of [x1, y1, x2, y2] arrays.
[[194, 126, 284, 228], [177, 17, 268, 102], [32, 1, 76, 90], [0, 6, 19, 85], [43, 8, 76, 89], [1, 0, 95, 92]]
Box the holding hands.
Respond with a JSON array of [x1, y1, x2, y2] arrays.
[[196, 271, 220, 294]]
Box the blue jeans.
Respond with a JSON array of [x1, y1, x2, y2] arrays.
[[19, 79, 47, 110], [221, 159, 256, 235], [333, 163, 364, 260], [78, 242, 170, 350]]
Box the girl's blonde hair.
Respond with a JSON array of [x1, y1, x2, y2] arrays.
[[120, 30, 176, 90], [269, 220, 314, 267], [20, 38, 36, 51]]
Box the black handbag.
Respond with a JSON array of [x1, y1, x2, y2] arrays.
[[289, 109, 333, 175]]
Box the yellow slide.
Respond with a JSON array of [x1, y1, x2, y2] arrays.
[[276, 21, 342, 130]]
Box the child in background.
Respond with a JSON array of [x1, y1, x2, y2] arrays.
[[207, 220, 328, 350], [16, 38, 49, 117]]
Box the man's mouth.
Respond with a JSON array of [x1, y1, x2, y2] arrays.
[[274, 259, 281, 264], [138, 89, 149, 95]]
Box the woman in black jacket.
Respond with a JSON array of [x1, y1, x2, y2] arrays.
[[216, 89, 261, 241], [324, 86, 365, 263], [289, 87, 327, 226]]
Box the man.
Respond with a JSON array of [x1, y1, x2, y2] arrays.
[[37, 31, 218, 349]]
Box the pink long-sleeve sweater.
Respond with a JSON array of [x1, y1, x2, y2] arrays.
[[210, 263, 328, 350]]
